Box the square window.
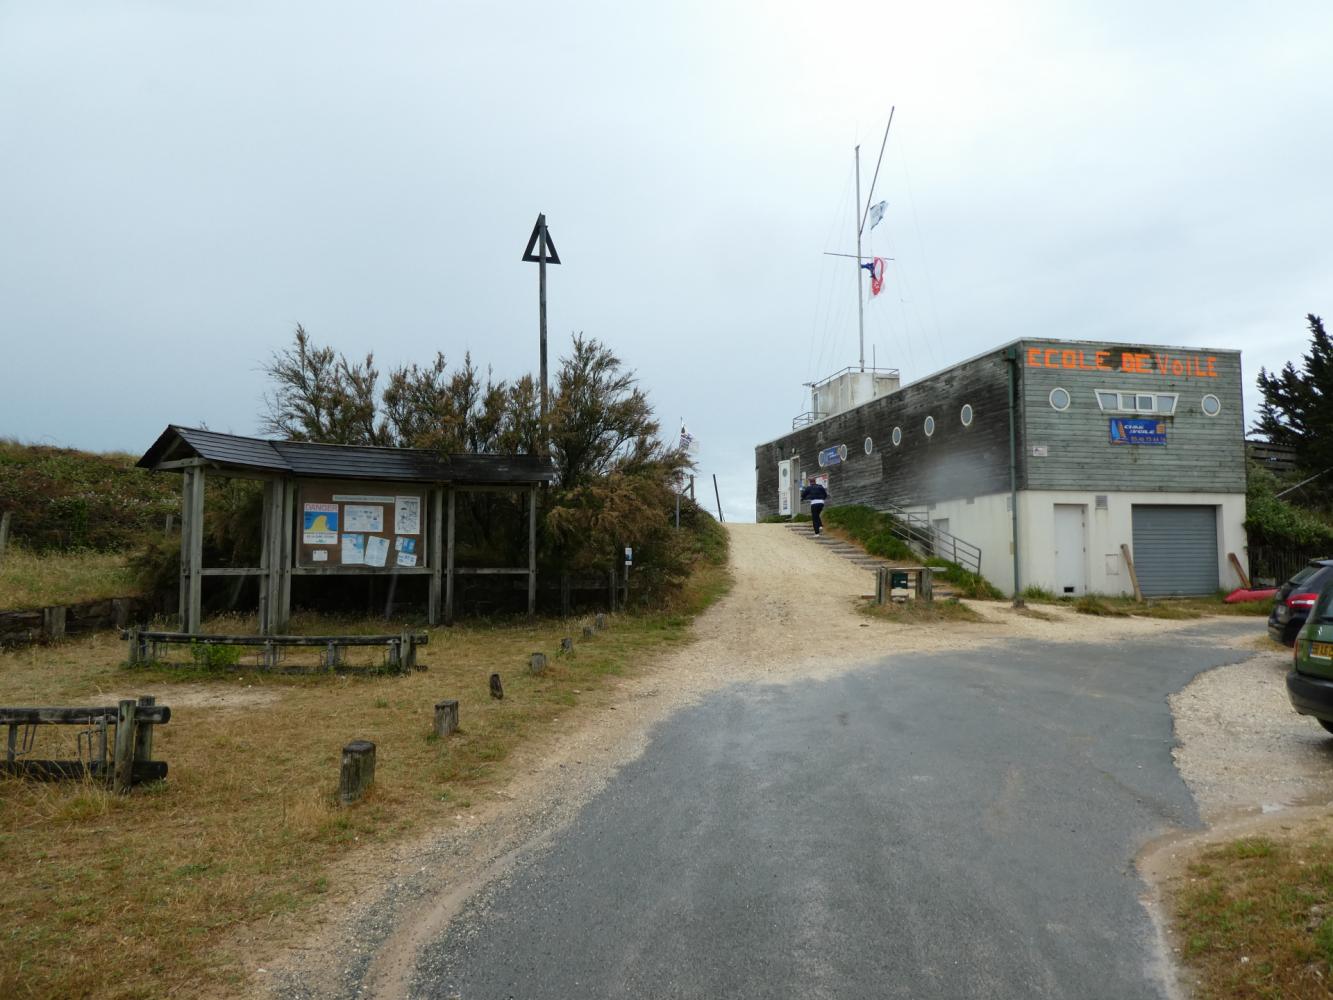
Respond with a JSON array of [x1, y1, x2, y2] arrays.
[[1096, 391, 1118, 411], [1136, 394, 1156, 412]]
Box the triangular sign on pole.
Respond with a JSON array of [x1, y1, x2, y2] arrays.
[[521, 214, 561, 264]]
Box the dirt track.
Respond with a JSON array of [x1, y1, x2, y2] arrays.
[[262, 524, 1319, 1000]]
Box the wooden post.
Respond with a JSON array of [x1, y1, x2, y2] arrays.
[[1229, 552, 1251, 590], [595, 613, 606, 630], [113, 698, 137, 793], [127, 626, 141, 665], [875, 567, 887, 605], [338, 740, 376, 805], [713, 474, 724, 523], [582, 625, 594, 639], [434, 700, 459, 738], [276, 479, 294, 633], [134, 695, 156, 765], [445, 488, 456, 626], [489, 673, 504, 699], [529, 652, 547, 675], [429, 485, 445, 625], [258, 481, 273, 634], [188, 468, 205, 633], [0, 510, 11, 564], [920, 566, 934, 603], [178, 470, 192, 630], [560, 637, 573, 653], [42, 606, 67, 642], [1121, 543, 1144, 601], [527, 485, 538, 619]]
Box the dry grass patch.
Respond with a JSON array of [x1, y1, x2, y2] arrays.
[[0, 562, 729, 999], [1172, 826, 1333, 998], [859, 596, 987, 625], [0, 547, 140, 610]]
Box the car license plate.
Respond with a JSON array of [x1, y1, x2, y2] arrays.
[[1313, 643, 1333, 659]]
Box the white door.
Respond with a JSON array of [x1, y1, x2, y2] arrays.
[[1053, 504, 1087, 596], [777, 461, 793, 516]]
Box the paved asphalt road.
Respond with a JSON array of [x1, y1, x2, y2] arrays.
[[412, 621, 1258, 999]]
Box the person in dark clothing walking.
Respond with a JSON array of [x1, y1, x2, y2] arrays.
[[801, 476, 829, 535]]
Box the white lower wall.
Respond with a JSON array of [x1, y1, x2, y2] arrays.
[[900, 490, 1248, 597]]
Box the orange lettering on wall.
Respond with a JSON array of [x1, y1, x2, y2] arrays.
[[1044, 349, 1058, 367], [1027, 348, 1042, 367], [1171, 359, 1184, 376], [1206, 356, 1217, 377], [1154, 353, 1169, 375], [1095, 351, 1110, 370], [1061, 350, 1077, 369], [1121, 352, 1138, 373]]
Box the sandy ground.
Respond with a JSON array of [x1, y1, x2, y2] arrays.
[[256, 524, 1312, 1000]]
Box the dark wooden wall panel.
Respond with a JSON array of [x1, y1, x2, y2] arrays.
[[756, 350, 1014, 519]]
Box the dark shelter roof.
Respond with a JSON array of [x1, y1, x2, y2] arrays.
[[138, 425, 556, 485]]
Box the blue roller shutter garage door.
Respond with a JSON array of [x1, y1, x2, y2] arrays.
[[1130, 505, 1219, 596]]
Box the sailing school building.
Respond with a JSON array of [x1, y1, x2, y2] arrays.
[[755, 339, 1248, 597]]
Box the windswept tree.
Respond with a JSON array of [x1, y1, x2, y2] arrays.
[[261, 325, 385, 445], [1254, 314, 1333, 474]]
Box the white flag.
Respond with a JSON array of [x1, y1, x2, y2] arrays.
[[678, 425, 698, 453], [868, 200, 888, 229]]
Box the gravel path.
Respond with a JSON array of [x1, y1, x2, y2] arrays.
[[260, 524, 1261, 1000]]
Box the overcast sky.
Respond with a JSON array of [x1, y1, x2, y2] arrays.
[[2, 1, 1329, 520]]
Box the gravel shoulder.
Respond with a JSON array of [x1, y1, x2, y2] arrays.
[[261, 524, 1248, 1000]]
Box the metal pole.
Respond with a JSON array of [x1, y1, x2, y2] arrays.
[[675, 492, 681, 529], [1007, 348, 1024, 607], [854, 145, 864, 372], [713, 474, 724, 523], [538, 215, 549, 448]]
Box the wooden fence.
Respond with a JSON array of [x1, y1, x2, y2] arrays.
[[0, 596, 155, 648]]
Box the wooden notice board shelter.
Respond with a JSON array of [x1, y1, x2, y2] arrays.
[[138, 426, 556, 634]]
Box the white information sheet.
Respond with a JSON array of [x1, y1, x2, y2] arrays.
[[394, 496, 421, 535], [341, 534, 366, 565], [344, 504, 384, 533], [312, 549, 329, 562], [364, 535, 390, 568]]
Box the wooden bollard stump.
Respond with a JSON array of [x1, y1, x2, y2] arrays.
[[594, 613, 606, 630], [434, 700, 459, 738], [489, 673, 504, 699], [113, 699, 137, 794], [581, 626, 594, 639], [339, 740, 376, 805], [529, 652, 547, 675], [560, 637, 573, 653]]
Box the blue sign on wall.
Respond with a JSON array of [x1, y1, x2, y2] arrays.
[[1109, 418, 1167, 446], [818, 444, 846, 467]]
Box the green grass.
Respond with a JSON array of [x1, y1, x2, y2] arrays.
[[0, 547, 141, 610], [861, 595, 986, 624], [1172, 827, 1333, 999]]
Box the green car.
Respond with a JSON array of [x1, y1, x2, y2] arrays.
[[1286, 580, 1333, 733]]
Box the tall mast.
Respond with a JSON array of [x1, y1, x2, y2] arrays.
[[854, 145, 865, 372], [853, 108, 895, 376]]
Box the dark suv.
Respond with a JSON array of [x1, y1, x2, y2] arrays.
[[1269, 559, 1333, 646]]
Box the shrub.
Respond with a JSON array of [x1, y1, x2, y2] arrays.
[[188, 641, 242, 669]]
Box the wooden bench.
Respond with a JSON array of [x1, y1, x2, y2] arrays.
[[125, 629, 428, 673], [1, 697, 170, 792]]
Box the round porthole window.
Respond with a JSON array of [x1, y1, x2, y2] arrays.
[[817, 451, 827, 467], [1049, 387, 1071, 411], [1201, 394, 1221, 417], [960, 404, 974, 427], [892, 426, 903, 447], [864, 437, 873, 455], [924, 415, 936, 437], [837, 443, 848, 461]]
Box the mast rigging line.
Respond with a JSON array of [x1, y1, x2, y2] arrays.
[[858, 107, 895, 235]]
